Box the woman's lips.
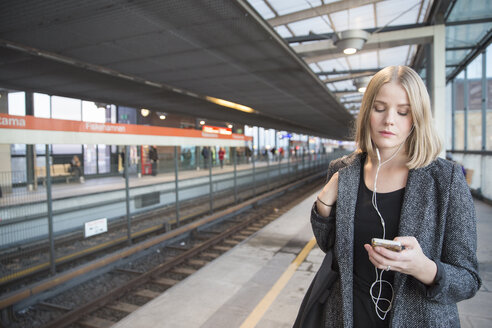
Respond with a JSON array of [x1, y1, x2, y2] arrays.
[[379, 131, 395, 137]]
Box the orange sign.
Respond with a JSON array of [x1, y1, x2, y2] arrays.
[[202, 125, 232, 135], [0, 114, 252, 141]]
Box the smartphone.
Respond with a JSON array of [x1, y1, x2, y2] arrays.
[[371, 238, 404, 252]]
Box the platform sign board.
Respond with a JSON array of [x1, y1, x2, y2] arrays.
[[0, 114, 252, 147], [84, 218, 108, 238]]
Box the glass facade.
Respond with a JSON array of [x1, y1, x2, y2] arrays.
[[450, 44, 491, 151]]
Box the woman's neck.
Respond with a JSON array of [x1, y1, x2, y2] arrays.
[[368, 148, 408, 169]]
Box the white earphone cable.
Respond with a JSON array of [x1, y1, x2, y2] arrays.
[[370, 139, 407, 320]]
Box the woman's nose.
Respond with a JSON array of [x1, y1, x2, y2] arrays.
[[383, 109, 396, 125]]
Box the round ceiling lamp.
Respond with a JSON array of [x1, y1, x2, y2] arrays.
[[353, 76, 372, 93], [140, 108, 150, 117], [334, 30, 370, 55]]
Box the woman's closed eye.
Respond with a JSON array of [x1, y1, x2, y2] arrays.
[[397, 106, 410, 116]]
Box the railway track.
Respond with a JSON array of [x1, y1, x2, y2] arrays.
[[1, 171, 325, 328], [0, 176, 281, 290]]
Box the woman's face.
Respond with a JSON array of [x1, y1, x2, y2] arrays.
[[369, 82, 414, 153]]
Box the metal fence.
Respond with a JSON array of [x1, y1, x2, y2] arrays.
[[0, 146, 349, 284]]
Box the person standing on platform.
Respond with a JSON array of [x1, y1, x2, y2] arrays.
[[245, 146, 252, 164], [201, 146, 210, 169], [271, 147, 277, 161], [295, 66, 481, 328], [218, 147, 225, 168], [149, 145, 158, 176], [70, 155, 83, 183]]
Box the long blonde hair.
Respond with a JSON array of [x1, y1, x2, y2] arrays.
[[355, 66, 442, 169]]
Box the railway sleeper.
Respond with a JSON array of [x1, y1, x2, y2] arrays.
[[200, 251, 220, 259], [212, 245, 231, 252], [188, 259, 209, 266], [223, 239, 240, 246], [152, 277, 180, 287], [79, 316, 116, 328], [105, 301, 139, 314], [171, 267, 196, 275], [134, 289, 160, 299]]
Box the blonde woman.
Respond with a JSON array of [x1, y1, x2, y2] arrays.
[[295, 66, 481, 327]]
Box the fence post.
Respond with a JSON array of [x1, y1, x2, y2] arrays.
[[124, 145, 131, 245], [45, 145, 56, 275], [209, 150, 213, 214], [287, 148, 291, 183], [252, 148, 256, 197], [174, 146, 180, 226], [233, 147, 238, 204]]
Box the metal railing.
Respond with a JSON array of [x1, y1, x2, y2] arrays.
[[0, 147, 349, 283]]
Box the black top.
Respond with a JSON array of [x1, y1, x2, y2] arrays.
[[353, 154, 405, 327]]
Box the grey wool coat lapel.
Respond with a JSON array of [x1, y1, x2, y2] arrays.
[[334, 155, 361, 328]]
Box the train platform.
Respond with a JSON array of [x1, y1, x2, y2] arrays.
[[112, 190, 492, 328], [1, 161, 276, 206]]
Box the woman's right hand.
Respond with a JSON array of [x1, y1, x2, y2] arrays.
[[316, 172, 339, 217]]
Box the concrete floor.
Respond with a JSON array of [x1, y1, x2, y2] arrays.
[[113, 192, 492, 328]]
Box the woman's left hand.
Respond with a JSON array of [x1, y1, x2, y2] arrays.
[[364, 236, 437, 286]]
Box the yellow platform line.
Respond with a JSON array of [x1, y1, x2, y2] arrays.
[[239, 237, 317, 328]]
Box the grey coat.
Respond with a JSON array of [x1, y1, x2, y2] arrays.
[[311, 152, 481, 327]]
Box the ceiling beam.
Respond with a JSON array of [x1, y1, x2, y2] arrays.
[[317, 69, 381, 75], [267, 0, 381, 27], [285, 23, 424, 43], [333, 89, 360, 96], [322, 72, 374, 83], [285, 18, 490, 44], [294, 25, 435, 64]]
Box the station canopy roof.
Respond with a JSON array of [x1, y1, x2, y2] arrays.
[[0, 0, 490, 140]]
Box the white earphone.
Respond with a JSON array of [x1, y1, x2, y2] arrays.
[[370, 125, 414, 320]]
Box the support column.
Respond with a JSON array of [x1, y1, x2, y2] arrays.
[[482, 50, 487, 151], [431, 24, 446, 157], [451, 80, 456, 151], [26, 92, 35, 190]]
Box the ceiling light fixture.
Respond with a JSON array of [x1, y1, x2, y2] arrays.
[[157, 111, 167, 120], [205, 96, 255, 113], [141, 108, 150, 117], [199, 120, 205, 125], [354, 76, 372, 93], [334, 30, 370, 55]]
